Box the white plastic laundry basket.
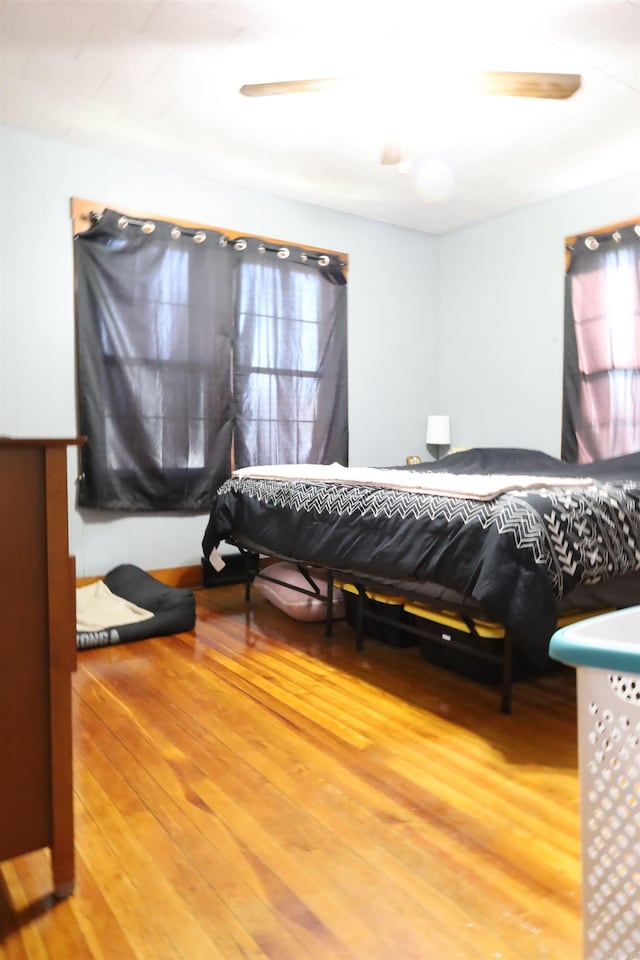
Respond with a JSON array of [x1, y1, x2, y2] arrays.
[[550, 607, 640, 960]]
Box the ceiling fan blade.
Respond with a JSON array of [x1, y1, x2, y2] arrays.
[[476, 71, 581, 100], [240, 78, 341, 97], [241, 71, 580, 101]]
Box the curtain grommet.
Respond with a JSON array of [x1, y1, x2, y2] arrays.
[[193, 231, 206, 243]]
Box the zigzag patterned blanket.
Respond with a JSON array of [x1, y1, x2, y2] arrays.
[[203, 469, 640, 666]]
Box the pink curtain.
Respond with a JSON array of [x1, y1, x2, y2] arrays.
[[563, 230, 640, 463], [572, 250, 640, 374]]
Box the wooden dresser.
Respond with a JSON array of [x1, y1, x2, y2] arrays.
[[0, 437, 81, 897]]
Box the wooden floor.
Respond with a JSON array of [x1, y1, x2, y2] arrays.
[[1, 584, 583, 960]]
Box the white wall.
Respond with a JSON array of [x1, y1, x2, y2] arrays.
[[436, 171, 640, 454], [0, 125, 438, 576], [3, 125, 636, 576]]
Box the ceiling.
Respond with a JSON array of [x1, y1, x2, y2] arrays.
[[1, 0, 639, 234]]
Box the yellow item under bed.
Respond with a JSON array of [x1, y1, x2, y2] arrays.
[[403, 602, 506, 639], [336, 579, 612, 641]]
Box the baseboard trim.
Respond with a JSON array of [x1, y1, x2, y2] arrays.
[[76, 564, 203, 590]]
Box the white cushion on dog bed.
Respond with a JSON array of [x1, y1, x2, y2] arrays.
[[253, 562, 345, 622], [76, 579, 154, 632]]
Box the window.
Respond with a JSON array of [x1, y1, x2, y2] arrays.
[[562, 221, 640, 463], [74, 206, 348, 511]]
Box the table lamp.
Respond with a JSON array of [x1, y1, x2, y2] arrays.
[[426, 415, 450, 460]]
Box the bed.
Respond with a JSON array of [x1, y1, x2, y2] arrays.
[[201, 448, 640, 710]]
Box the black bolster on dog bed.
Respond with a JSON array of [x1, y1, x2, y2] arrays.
[[77, 564, 196, 651]]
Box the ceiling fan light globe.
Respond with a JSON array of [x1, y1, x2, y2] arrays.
[[415, 158, 455, 203]]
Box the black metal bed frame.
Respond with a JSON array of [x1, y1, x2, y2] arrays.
[[230, 539, 516, 714]]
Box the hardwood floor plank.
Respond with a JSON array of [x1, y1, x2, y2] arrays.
[[192, 588, 579, 956], [74, 668, 430, 960], [189, 612, 577, 852], [71, 848, 139, 960], [74, 763, 233, 960], [73, 703, 302, 960], [72, 796, 183, 960], [2, 585, 584, 960], [80, 612, 577, 958], [73, 665, 356, 960], [195, 613, 579, 827], [5, 854, 95, 960], [0, 861, 51, 960]]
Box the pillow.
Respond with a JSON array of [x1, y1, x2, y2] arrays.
[[253, 562, 345, 622], [412, 447, 569, 476]]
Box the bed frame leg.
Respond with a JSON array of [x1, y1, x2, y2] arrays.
[[325, 571, 334, 638], [356, 587, 365, 651], [501, 635, 513, 714], [242, 552, 253, 602]]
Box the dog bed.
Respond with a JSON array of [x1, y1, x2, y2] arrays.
[[76, 564, 196, 650]]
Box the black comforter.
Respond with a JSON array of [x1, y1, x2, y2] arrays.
[[202, 448, 640, 667]]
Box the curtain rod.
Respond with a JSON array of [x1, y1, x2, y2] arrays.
[[89, 210, 343, 267], [565, 220, 640, 271], [565, 218, 640, 249], [72, 198, 349, 272]]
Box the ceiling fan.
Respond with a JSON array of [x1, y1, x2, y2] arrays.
[[240, 71, 581, 166]]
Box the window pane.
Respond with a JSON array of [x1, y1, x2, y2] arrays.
[[236, 372, 317, 421]]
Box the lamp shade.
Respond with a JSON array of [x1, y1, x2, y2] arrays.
[[426, 415, 450, 446]]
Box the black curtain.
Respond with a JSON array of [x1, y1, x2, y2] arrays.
[[561, 268, 581, 463], [232, 238, 348, 468], [75, 211, 348, 511], [76, 210, 233, 510]]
